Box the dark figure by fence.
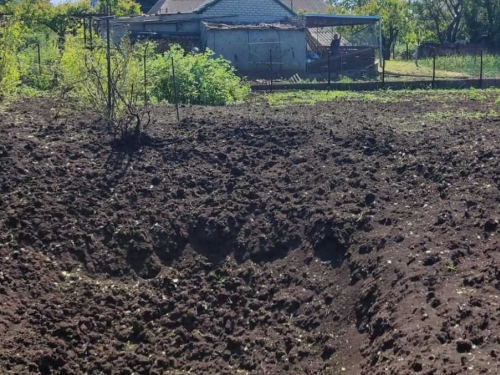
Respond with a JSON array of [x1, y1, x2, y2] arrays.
[[330, 34, 340, 56]]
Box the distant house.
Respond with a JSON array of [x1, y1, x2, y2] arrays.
[[148, 0, 329, 16], [109, 0, 380, 77]]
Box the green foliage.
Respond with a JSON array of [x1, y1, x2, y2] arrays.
[[338, 75, 354, 83], [150, 45, 250, 106], [358, 0, 408, 59], [0, 15, 22, 101], [97, 0, 142, 16], [464, 0, 500, 44], [18, 31, 61, 90], [60, 35, 146, 121], [412, 0, 466, 44]]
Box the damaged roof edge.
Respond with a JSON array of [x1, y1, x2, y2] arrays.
[[304, 13, 380, 27], [202, 20, 305, 30]]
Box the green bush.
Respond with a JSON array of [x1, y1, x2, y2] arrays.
[[0, 17, 22, 101], [60, 34, 146, 120], [18, 31, 61, 91], [150, 45, 250, 106]]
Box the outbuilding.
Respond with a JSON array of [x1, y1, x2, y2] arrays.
[[109, 0, 381, 78]]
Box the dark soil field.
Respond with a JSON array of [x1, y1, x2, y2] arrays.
[[1, 91, 500, 375]]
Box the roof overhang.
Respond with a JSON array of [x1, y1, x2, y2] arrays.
[[304, 14, 380, 28]]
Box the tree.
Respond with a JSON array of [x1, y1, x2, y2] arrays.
[[0, 12, 22, 100], [358, 0, 409, 59], [3, 0, 93, 44], [97, 0, 141, 16], [464, 0, 500, 45], [413, 0, 465, 43], [328, 0, 370, 10]]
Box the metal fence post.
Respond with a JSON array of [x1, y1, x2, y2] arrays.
[[480, 50, 484, 89], [269, 49, 273, 92], [83, 18, 87, 45], [89, 17, 93, 50], [171, 57, 180, 122], [382, 60, 385, 88], [432, 49, 436, 89], [36, 42, 42, 76], [328, 52, 331, 89], [106, 17, 112, 121], [143, 44, 148, 106]]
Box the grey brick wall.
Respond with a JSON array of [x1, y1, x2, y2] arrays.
[[201, 0, 293, 23]]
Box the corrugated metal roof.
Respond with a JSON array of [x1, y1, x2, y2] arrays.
[[148, 0, 329, 15], [282, 0, 328, 13], [149, 0, 204, 15]]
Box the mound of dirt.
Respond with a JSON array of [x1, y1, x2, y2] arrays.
[[1, 95, 500, 374]]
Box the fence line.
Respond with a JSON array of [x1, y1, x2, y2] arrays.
[[251, 78, 500, 92]]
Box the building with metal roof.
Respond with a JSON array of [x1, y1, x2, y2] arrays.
[[109, 0, 381, 78], [148, 0, 328, 15]]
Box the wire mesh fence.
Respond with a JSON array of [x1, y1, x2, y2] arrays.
[[255, 45, 500, 92]]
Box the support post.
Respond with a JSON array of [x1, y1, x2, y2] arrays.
[[269, 49, 273, 92], [171, 57, 180, 122], [328, 51, 331, 89], [143, 44, 148, 106], [89, 17, 93, 50], [432, 49, 436, 89], [479, 50, 484, 89], [37, 42, 42, 76], [83, 18, 87, 45], [106, 17, 112, 121], [378, 19, 383, 70], [382, 61, 385, 88]]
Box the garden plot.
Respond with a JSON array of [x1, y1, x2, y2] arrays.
[[1, 92, 500, 374]]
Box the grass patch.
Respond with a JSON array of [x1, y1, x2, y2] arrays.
[[423, 109, 498, 121], [264, 88, 500, 107], [265, 90, 399, 106], [383, 60, 464, 79], [419, 54, 500, 78]]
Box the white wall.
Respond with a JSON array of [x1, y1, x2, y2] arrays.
[[204, 27, 307, 76]]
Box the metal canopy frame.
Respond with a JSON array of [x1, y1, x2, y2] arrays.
[[303, 14, 383, 68], [304, 14, 380, 28]]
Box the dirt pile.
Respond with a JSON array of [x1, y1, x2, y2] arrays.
[[1, 95, 500, 374]]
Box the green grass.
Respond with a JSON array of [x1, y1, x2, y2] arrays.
[[423, 109, 498, 121], [265, 90, 398, 106], [383, 60, 464, 79], [419, 54, 500, 78], [264, 88, 500, 107]]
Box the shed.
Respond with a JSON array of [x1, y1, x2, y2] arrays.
[[201, 21, 307, 76]]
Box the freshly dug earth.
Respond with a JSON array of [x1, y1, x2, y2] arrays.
[[1, 93, 500, 375]]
